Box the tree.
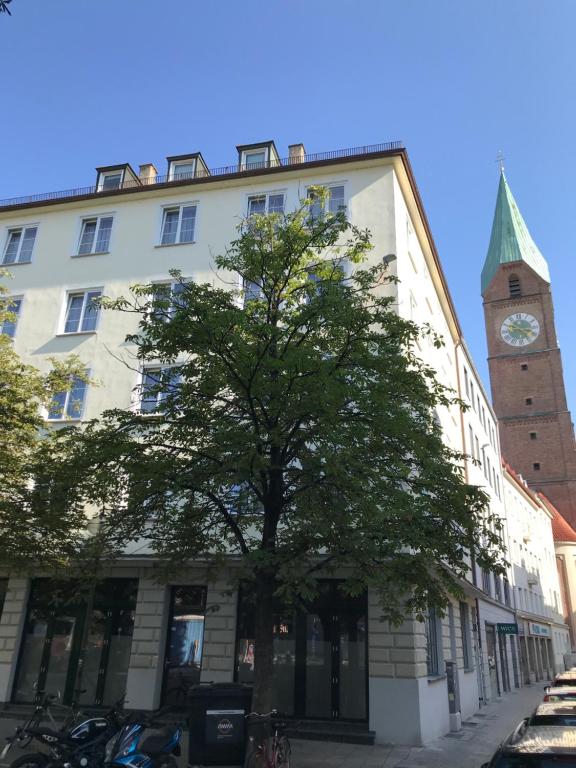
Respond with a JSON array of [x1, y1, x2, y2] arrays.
[[9, 193, 505, 711], [0, 271, 88, 570]]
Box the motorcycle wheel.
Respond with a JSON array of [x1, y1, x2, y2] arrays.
[[9, 754, 50, 768]]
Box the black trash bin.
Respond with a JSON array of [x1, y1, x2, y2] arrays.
[[188, 683, 253, 766]]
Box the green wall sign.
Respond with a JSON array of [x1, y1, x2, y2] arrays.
[[497, 622, 519, 635]]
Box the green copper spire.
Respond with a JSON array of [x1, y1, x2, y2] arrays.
[[481, 171, 550, 294]]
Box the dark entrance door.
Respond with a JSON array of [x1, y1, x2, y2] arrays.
[[485, 623, 500, 699], [236, 581, 367, 722], [13, 579, 137, 705]]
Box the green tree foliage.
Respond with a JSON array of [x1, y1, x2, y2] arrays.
[[0, 272, 88, 569], [6, 195, 505, 709]]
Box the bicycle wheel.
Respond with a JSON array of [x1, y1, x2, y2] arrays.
[[245, 745, 266, 768]]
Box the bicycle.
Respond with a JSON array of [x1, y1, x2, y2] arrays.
[[244, 710, 290, 768]]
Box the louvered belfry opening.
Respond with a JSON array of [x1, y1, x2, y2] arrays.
[[509, 275, 521, 297]]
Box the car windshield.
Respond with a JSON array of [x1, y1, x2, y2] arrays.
[[532, 716, 576, 726], [495, 759, 576, 767]]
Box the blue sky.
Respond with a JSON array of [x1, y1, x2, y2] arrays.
[[2, 0, 575, 411]]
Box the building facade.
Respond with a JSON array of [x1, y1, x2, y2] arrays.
[[0, 142, 569, 745]]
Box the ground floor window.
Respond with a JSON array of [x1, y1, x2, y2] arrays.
[[162, 586, 207, 706], [235, 581, 367, 721], [459, 602, 473, 671], [425, 608, 442, 676], [13, 578, 138, 705]]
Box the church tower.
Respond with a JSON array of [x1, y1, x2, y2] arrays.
[[482, 170, 576, 526]]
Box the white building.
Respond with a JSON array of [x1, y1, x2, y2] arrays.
[[0, 140, 568, 745]]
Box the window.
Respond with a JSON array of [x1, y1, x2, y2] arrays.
[[1, 296, 22, 338], [98, 171, 123, 191], [459, 602, 473, 670], [469, 425, 475, 459], [247, 193, 285, 216], [470, 382, 476, 410], [63, 290, 102, 333], [521, 364, 528, 371], [533, 462, 541, 471], [530, 432, 537, 440], [482, 569, 492, 595], [77, 216, 113, 255], [526, 397, 533, 405], [243, 278, 263, 306], [140, 366, 181, 413], [425, 608, 442, 676], [494, 575, 502, 602], [2, 226, 37, 265], [475, 436, 480, 462], [160, 204, 197, 245], [242, 150, 267, 169], [509, 275, 521, 297], [162, 587, 207, 705], [168, 160, 196, 181], [151, 281, 189, 320], [308, 185, 346, 219], [48, 374, 88, 420], [463, 367, 469, 398]]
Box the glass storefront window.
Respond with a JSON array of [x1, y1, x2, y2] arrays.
[[162, 586, 207, 706]]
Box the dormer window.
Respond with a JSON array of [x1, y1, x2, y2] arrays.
[[95, 164, 139, 193], [237, 142, 280, 172], [168, 159, 197, 181], [98, 171, 123, 191]]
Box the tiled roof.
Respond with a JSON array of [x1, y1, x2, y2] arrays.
[[544, 498, 576, 543]]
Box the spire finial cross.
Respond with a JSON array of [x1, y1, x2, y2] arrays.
[[496, 150, 505, 173]]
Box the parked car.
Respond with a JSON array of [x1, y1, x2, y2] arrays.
[[481, 723, 576, 766], [552, 672, 576, 687], [543, 686, 576, 702], [527, 702, 576, 727]]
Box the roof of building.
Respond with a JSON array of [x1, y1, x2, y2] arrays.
[[481, 170, 550, 294], [544, 498, 576, 543]]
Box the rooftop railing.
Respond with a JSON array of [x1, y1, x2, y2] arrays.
[[0, 141, 403, 209]]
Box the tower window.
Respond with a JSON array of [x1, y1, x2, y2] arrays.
[[509, 275, 522, 297], [533, 462, 541, 471], [530, 432, 537, 440], [525, 397, 533, 405], [521, 364, 528, 371]]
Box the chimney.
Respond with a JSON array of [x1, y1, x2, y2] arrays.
[[139, 163, 157, 184], [288, 144, 306, 164]]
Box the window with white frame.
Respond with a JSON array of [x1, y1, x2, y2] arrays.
[[308, 185, 346, 220], [63, 290, 102, 333], [2, 226, 37, 265], [0, 296, 22, 338], [140, 366, 181, 413], [151, 280, 189, 320], [160, 204, 197, 245], [247, 193, 285, 217], [98, 171, 123, 191], [425, 607, 443, 676], [77, 216, 113, 255], [242, 149, 268, 169], [169, 159, 196, 181], [48, 374, 88, 420]]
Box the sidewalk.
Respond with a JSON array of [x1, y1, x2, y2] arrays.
[[291, 685, 545, 768]]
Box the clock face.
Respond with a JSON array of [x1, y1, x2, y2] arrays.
[[500, 312, 540, 347]]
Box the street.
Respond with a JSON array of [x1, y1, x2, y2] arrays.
[[0, 684, 546, 768]]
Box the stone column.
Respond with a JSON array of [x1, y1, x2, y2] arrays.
[[0, 577, 29, 703], [125, 579, 168, 711], [200, 581, 238, 683]]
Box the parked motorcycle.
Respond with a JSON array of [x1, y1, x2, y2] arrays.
[[104, 707, 182, 768], [1, 692, 125, 768]]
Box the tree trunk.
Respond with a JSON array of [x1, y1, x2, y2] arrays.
[[251, 572, 275, 713]]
